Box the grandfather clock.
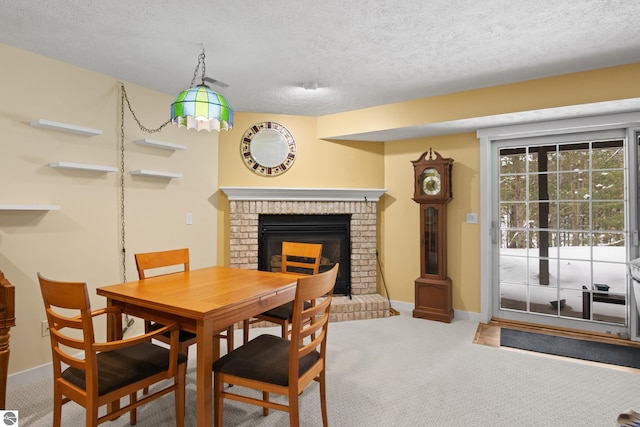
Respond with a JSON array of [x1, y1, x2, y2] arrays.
[[411, 149, 454, 323]]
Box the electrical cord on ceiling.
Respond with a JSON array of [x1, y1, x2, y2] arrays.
[[376, 250, 400, 316]]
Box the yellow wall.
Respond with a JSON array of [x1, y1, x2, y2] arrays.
[[1, 43, 219, 374], [317, 63, 640, 138]]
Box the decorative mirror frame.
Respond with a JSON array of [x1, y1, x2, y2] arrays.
[[240, 121, 296, 176]]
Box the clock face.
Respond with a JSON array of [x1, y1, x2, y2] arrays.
[[421, 168, 441, 196], [240, 122, 296, 177]]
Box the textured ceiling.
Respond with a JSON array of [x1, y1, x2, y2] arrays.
[[1, 1, 640, 140]]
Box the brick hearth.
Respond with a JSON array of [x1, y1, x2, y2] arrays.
[[222, 187, 389, 323]]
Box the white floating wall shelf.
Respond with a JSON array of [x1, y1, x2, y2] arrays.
[[49, 162, 118, 172], [135, 138, 186, 151], [30, 119, 103, 136], [0, 204, 61, 211], [129, 169, 182, 179]]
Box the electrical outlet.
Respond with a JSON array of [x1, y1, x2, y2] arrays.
[[41, 320, 50, 337]]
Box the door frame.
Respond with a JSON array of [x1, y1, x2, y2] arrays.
[[477, 112, 640, 337]]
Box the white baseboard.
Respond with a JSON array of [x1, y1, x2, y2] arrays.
[[7, 362, 52, 391]]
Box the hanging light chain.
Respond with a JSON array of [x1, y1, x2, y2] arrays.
[[119, 81, 177, 334], [119, 84, 127, 283], [189, 49, 206, 88], [121, 84, 171, 134], [118, 82, 171, 283], [201, 50, 206, 85]]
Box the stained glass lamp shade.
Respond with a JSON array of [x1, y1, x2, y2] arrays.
[[170, 84, 233, 131]]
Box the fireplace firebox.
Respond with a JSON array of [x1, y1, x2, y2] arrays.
[[258, 214, 351, 297]]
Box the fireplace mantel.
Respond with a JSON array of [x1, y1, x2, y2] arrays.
[[220, 187, 386, 202]]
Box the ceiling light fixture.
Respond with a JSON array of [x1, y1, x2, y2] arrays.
[[170, 49, 233, 132], [302, 82, 320, 91]]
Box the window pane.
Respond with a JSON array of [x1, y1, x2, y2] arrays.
[[592, 141, 624, 169], [558, 288, 585, 319], [529, 145, 558, 173], [558, 202, 590, 230], [529, 173, 557, 201], [593, 201, 624, 231], [500, 202, 527, 232], [558, 259, 591, 290], [500, 254, 528, 284], [528, 257, 557, 286], [499, 149, 527, 174], [558, 171, 590, 200], [592, 170, 624, 200], [558, 142, 589, 171], [545, 148, 559, 172], [500, 174, 527, 201], [529, 285, 559, 315], [529, 202, 559, 230], [500, 283, 528, 311], [592, 296, 626, 324], [593, 234, 625, 259], [592, 262, 626, 292]]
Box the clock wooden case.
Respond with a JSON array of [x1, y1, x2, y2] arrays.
[[411, 149, 454, 323]]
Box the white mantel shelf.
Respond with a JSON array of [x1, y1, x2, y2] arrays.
[[220, 187, 387, 202]]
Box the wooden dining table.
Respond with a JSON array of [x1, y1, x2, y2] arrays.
[[97, 266, 301, 427]]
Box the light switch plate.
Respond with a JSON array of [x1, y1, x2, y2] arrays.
[[466, 213, 478, 224]]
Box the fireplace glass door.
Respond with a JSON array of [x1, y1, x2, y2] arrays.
[[258, 214, 351, 296]]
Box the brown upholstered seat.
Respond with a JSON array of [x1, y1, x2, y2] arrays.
[[213, 263, 338, 427], [38, 273, 187, 427]]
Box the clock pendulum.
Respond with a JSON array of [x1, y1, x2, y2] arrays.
[[411, 148, 454, 322]]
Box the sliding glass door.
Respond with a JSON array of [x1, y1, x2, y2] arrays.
[[492, 131, 631, 336]]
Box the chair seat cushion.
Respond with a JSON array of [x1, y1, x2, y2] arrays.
[[62, 341, 187, 396], [149, 321, 197, 342], [213, 334, 320, 386], [259, 301, 311, 321]]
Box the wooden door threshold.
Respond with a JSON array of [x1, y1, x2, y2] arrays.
[[474, 317, 640, 349]]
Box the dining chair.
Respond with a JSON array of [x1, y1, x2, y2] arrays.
[[242, 241, 323, 344], [38, 273, 187, 427], [213, 263, 338, 427], [135, 248, 235, 355]]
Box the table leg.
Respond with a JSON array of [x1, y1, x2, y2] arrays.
[[196, 320, 217, 427], [105, 299, 121, 413]]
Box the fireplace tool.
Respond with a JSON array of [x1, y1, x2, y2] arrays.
[[376, 251, 400, 316]]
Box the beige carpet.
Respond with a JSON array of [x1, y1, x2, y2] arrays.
[[9, 310, 640, 426]]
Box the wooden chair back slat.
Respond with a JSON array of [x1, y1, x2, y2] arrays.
[[290, 265, 337, 363], [281, 242, 322, 275], [135, 248, 190, 279]]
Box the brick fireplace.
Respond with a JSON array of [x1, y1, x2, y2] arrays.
[[221, 187, 390, 322]]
